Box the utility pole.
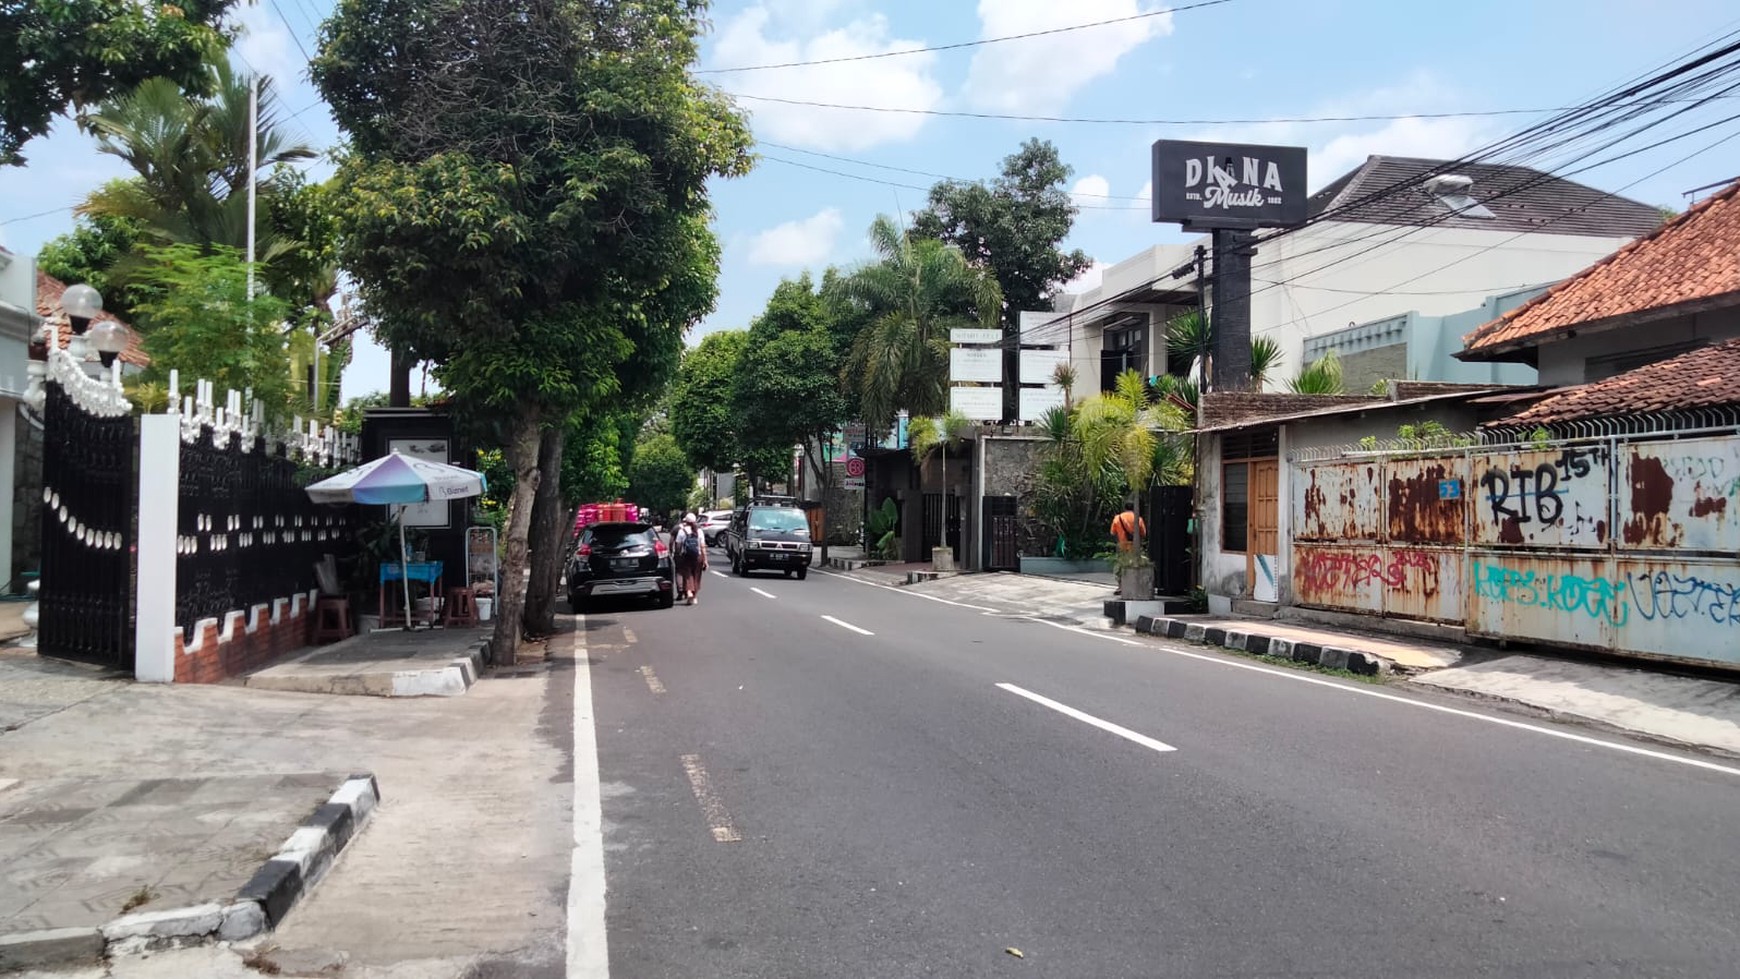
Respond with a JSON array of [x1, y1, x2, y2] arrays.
[[246, 77, 258, 302]]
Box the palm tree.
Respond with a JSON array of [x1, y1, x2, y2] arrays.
[[80, 62, 316, 254], [1075, 369, 1192, 580], [1249, 335, 1283, 389], [907, 409, 973, 560], [838, 215, 1003, 433], [1288, 349, 1345, 394]]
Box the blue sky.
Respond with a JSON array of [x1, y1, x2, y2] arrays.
[[3, 0, 1737, 398]]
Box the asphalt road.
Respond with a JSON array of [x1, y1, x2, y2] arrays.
[[582, 552, 1740, 978]]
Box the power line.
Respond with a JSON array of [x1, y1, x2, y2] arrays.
[[756, 141, 1150, 202], [0, 205, 75, 226], [266, 0, 316, 65], [698, 0, 1234, 74], [756, 154, 1147, 211], [724, 91, 1740, 127]]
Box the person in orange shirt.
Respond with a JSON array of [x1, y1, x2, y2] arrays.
[[1109, 508, 1146, 596]]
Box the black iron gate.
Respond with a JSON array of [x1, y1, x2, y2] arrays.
[[38, 384, 136, 667], [1148, 485, 1195, 596], [921, 493, 962, 562], [982, 496, 1019, 572]]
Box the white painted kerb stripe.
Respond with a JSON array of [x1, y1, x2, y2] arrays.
[[566, 620, 609, 977], [997, 682, 1177, 754], [822, 614, 874, 636], [751, 587, 777, 600]]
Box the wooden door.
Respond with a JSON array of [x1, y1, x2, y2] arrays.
[[1247, 459, 1280, 595]]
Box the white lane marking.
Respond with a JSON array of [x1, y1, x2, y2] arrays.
[[680, 754, 743, 843], [997, 682, 1177, 754], [822, 614, 874, 636], [1141, 640, 1740, 779], [811, 568, 999, 612], [710, 570, 729, 579], [751, 587, 777, 600], [1024, 615, 1145, 647], [622, 627, 637, 644], [566, 620, 610, 978], [638, 665, 666, 695]]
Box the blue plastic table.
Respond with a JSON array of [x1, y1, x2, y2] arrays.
[[380, 561, 444, 625]]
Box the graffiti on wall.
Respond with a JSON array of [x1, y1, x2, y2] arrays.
[[1293, 544, 1463, 622], [1622, 438, 1740, 551], [1474, 445, 1610, 547]]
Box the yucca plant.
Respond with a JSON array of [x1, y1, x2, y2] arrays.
[[1288, 349, 1345, 394]]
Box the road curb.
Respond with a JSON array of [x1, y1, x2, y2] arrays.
[[4, 774, 383, 968], [246, 636, 489, 697], [1130, 615, 1396, 676]]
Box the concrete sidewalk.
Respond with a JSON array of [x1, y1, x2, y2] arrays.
[[242, 626, 489, 697]]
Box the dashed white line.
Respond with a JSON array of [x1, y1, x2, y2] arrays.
[[751, 587, 777, 600], [638, 665, 666, 695], [710, 569, 730, 579], [821, 614, 874, 636], [622, 627, 637, 644], [566, 620, 609, 977], [680, 754, 743, 843], [997, 682, 1177, 754]]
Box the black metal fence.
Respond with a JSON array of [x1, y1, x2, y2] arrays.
[[175, 430, 354, 641], [37, 384, 136, 666]]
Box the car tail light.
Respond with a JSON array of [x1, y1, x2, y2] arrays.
[[654, 540, 669, 557], [577, 542, 592, 558]]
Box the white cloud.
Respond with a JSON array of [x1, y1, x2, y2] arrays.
[[961, 0, 1172, 114], [1311, 116, 1489, 186], [1070, 174, 1111, 205], [232, 2, 300, 84], [709, 5, 943, 151], [746, 208, 844, 267], [1137, 180, 1152, 203]]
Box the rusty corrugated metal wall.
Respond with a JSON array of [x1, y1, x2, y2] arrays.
[[1290, 433, 1740, 669]]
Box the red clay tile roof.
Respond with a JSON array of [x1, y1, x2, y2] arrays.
[[1460, 179, 1740, 358], [35, 271, 149, 367], [1490, 338, 1740, 428]]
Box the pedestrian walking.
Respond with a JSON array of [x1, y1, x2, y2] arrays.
[[674, 512, 709, 605]]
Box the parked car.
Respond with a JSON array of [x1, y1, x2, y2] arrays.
[[566, 521, 674, 611], [698, 509, 733, 545], [724, 503, 813, 579]]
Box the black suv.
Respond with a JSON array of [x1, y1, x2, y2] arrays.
[[724, 504, 813, 579], [566, 522, 674, 611]]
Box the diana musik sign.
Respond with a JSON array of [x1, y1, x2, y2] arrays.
[[1151, 139, 1307, 230]]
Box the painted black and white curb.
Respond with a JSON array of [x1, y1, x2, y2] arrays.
[[0, 774, 382, 971], [1130, 615, 1399, 676]]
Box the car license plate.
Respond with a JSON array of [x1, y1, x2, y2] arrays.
[[612, 558, 639, 570], [771, 552, 790, 561]]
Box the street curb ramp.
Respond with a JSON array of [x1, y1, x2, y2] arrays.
[[1130, 615, 1398, 676], [0, 774, 382, 972]]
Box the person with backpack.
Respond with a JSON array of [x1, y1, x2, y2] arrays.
[[674, 512, 709, 606]]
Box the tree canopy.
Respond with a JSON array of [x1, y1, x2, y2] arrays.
[[0, 0, 237, 166], [910, 138, 1091, 332], [734, 274, 851, 475], [312, 0, 751, 661], [626, 431, 694, 521], [669, 330, 749, 476]]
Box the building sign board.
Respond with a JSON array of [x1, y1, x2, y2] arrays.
[[950, 385, 1003, 420], [950, 327, 1003, 345], [1018, 387, 1067, 421], [950, 346, 1003, 384], [1019, 347, 1068, 386], [1151, 139, 1308, 230]]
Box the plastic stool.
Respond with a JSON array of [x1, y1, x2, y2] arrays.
[[314, 597, 354, 643], [442, 587, 478, 628]]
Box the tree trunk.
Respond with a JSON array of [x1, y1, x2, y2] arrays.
[[389, 349, 413, 407], [521, 425, 567, 637], [815, 430, 835, 565], [491, 404, 543, 666]]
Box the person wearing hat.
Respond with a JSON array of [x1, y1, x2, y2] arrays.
[[673, 512, 709, 605]]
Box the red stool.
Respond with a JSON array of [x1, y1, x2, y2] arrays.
[[442, 587, 478, 628], [314, 597, 354, 643]]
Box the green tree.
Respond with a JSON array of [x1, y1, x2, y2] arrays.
[[734, 275, 851, 558], [1075, 369, 1192, 575], [128, 244, 294, 414], [1288, 349, 1345, 394], [625, 432, 694, 522], [669, 330, 749, 475], [910, 138, 1091, 416], [0, 0, 237, 166], [36, 207, 145, 320], [81, 65, 315, 253], [837, 215, 1001, 433], [313, 0, 750, 662]]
